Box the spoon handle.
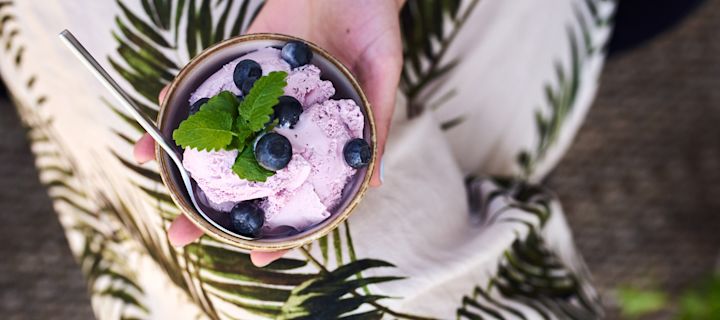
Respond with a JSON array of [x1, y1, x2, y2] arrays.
[[58, 29, 181, 161]]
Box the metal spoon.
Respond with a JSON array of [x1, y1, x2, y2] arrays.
[[57, 30, 247, 238]]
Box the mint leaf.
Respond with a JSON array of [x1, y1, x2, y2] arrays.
[[263, 118, 279, 134], [172, 73, 288, 181], [235, 117, 255, 143], [204, 91, 240, 118], [239, 71, 287, 131], [172, 91, 240, 151], [228, 118, 255, 150], [232, 146, 275, 182]]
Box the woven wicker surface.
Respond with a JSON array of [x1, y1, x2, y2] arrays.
[[0, 103, 95, 319], [1, 2, 719, 319]]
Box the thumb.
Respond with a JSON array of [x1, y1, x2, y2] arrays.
[[168, 215, 205, 247], [357, 55, 402, 187], [250, 250, 289, 267]]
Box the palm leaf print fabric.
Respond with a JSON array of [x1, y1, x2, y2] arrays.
[[0, 0, 615, 318]]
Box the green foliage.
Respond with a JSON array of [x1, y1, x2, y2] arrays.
[[616, 274, 720, 320], [616, 287, 667, 319], [206, 90, 241, 116], [173, 71, 286, 179], [232, 116, 255, 149], [172, 91, 238, 151], [233, 71, 286, 152], [238, 71, 287, 131], [678, 275, 720, 320], [232, 146, 275, 182]]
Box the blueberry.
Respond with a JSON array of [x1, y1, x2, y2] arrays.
[[229, 202, 265, 238], [240, 79, 256, 95], [273, 96, 303, 128], [254, 132, 292, 171], [233, 59, 262, 95], [281, 41, 313, 68], [343, 138, 371, 169], [189, 98, 209, 115]]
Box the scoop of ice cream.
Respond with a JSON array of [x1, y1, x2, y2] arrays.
[[263, 183, 329, 231], [190, 48, 291, 104], [285, 65, 335, 107], [276, 99, 364, 207], [183, 149, 311, 212], [189, 48, 335, 108], [183, 46, 364, 233]]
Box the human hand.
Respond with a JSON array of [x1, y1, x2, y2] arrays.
[[134, 0, 404, 266], [247, 0, 404, 184], [134, 86, 288, 267]]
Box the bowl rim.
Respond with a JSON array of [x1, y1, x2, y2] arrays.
[[156, 33, 376, 251]]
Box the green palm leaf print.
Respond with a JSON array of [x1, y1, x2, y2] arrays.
[[517, 0, 615, 177], [0, 0, 25, 68], [24, 108, 149, 319], [279, 258, 402, 319], [399, 0, 479, 120], [457, 178, 602, 320]]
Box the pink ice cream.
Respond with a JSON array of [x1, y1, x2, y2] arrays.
[[182, 47, 364, 232], [189, 48, 334, 107]]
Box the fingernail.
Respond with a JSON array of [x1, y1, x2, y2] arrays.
[[380, 159, 385, 183]]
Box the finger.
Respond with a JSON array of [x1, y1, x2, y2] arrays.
[[250, 249, 289, 267], [160, 85, 199, 246], [358, 57, 401, 187], [168, 215, 205, 247], [133, 85, 169, 164], [133, 133, 156, 164], [158, 85, 169, 104]]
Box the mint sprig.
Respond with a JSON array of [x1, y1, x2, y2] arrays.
[[173, 71, 289, 181], [231, 146, 275, 182], [172, 91, 238, 151], [238, 71, 287, 131]]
